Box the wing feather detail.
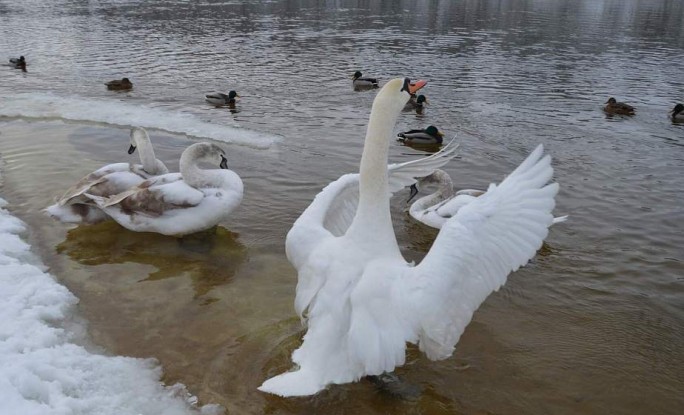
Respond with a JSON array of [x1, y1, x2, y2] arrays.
[[401, 144, 559, 360]]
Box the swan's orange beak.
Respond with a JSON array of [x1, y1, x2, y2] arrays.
[[408, 80, 427, 95]]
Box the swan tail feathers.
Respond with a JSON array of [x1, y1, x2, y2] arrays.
[[258, 369, 326, 397]]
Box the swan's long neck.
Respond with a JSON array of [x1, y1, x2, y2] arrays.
[[180, 148, 213, 188], [346, 100, 401, 248], [411, 176, 453, 215], [138, 140, 159, 174]]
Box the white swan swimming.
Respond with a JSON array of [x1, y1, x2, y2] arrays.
[[408, 169, 567, 229], [45, 127, 169, 224], [258, 77, 561, 397], [84, 142, 243, 236]]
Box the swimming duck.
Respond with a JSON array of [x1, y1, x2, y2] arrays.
[[670, 103, 684, 122], [85, 142, 243, 236], [352, 71, 379, 90], [603, 97, 635, 115], [106, 78, 133, 91], [403, 94, 428, 112], [205, 90, 240, 106], [9, 56, 26, 69], [397, 125, 444, 145], [45, 127, 169, 224], [408, 169, 567, 229], [258, 77, 560, 397]]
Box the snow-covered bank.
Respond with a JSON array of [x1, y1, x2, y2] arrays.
[[0, 93, 280, 150], [0, 196, 223, 415]]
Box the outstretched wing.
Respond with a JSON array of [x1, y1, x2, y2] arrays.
[[400, 144, 559, 360], [285, 139, 460, 269]]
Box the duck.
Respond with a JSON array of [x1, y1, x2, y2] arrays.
[[45, 127, 169, 224], [9, 56, 26, 70], [603, 97, 635, 115], [670, 103, 684, 123], [105, 77, 133, 91], [352, 71, 379, 90], [84, 142, 243, 236], [408, 169, 567, 229], [397, 125, 444, 145], [205, 90, 240, 106], [258, 77, 560, 397], [403, 94, 428, 112]]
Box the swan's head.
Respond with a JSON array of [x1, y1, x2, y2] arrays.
[[128, 127, 150, 154], [606, 97, 617, 104], [407, 169, 451, 203], [184, 142, 229, 169], [374, 78, 428, 114]]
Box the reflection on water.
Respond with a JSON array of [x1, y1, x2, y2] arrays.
[[56, 222, 248, 299]]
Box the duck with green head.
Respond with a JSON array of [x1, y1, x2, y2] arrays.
[[403, 94, 428, 112], [205, 90, 240, 106], [352, 71, 379, 90], [397, 125, 444, 145], [670, 103, 684, 123]]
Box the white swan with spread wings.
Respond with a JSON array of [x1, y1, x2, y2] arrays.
[[259, 77, 560, 397]]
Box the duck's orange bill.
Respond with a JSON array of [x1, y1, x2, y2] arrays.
[[408, 80, 428, 95]]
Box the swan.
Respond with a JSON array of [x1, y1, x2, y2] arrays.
[[205, 90, 239, 106], [397, 125, 444, 145], [603, 97, 635, 115], [352, 71, 379, 90], [84, 142, 243, 236], [106, 78, 133, 90], [408, 169, 567, 229], [670, 103, 684, 122], [45, 127, 169, 224], [258, 78, 561, 397]]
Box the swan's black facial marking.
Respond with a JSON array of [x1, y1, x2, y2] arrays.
[[407, 183, 419, 204], [220, 155, 228, 169], [401, 78, 411, 93], [128, 144, 137, 155]]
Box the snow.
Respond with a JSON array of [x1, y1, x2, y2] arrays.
[[0, 196, 224, 415], [0, 93, 280, 150]]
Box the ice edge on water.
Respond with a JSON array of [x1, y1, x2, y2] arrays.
[[0, 93, 280, 150], [0, 187, 224, 415]]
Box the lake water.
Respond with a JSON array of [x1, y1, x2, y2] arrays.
[[1, 0, 683, 414]]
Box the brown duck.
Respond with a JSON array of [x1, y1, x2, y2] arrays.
[[106, 78, 133, 91], [604, 97, 635, 115]]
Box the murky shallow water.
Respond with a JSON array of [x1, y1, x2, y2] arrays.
[[1, 0, 683, 413]]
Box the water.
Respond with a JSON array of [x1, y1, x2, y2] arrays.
[[1, 0, 683, 413]]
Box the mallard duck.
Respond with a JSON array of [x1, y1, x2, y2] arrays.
[[45, 127, 169, 224], [670, 103, 684, 123], [105, 78, 133, 91], [205, 90, 239, 106], [604, 97, 635, 115], [407, 169, 567, 229], [403, 94, 428, 112], [9, 56, 26, 69], [352, 71, 379, 90], [397, 125, 444, 144], [85, 143, 243, 236], [258, 78, 561, 397]]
